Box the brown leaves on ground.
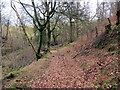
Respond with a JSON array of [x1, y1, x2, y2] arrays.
[[26, 35, 118, 88], [4, 35, 119, 88]]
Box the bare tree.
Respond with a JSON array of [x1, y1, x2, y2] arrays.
[[5, 20, 10, 40], [13, 0, 57, 60], [11, 0, 37, 60], [116, 1, 120, 25], [0, 1, 5, 39]]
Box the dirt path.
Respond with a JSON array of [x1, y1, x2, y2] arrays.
[[27, 36, 100, 88]]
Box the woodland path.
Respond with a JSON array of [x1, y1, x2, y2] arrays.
[[28, 35, 106, 88], [4, 33, 118, 88]]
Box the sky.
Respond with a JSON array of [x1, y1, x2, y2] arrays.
[[1, 0, 104, 25]]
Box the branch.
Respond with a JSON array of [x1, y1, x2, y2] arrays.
[[31, 0, 42, 28], [51, 15, 60, 32], [11, 0, 36, 55], [55, 33, 60, 38], [107, 18, 111, 25], [19, 0, 39, 29]]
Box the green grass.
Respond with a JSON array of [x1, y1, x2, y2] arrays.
[[42, 51, 52, 58], [7, 80, 29, 89]]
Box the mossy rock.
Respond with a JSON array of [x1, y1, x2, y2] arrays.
[[5, 70, 24, 79]]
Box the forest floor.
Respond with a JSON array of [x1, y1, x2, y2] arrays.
[[3, 33, 119, 89]]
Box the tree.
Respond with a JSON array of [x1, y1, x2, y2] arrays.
[[116, 1, 120, 25], [43, 1, 58, 52], [60, 1, 89, 42], [5, 20, 10, 40], [12, 0, 56, 60], [0, 1, 5, 39], [11, 0, 37, 60]]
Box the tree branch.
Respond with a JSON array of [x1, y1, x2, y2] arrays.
[[11, 0, 37, 55]]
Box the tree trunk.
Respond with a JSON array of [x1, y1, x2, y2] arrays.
[[33, 26, 37, 42], [47, 21, 51, 51], [76, 21, 79, 38], [116, 1, 120, 25], [95, 27, 98, 37], [42, 29, 47, 49], [0, 7, 2, 40], [53, 31, 56, 44], [5, 20, 10, 40], [69, 17, 73, 43], [36, 31, 43, 60]]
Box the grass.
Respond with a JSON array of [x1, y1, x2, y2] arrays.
[[42, 51, 52, 58], [7, 80, 30, 89], [3, 57, 51, 88]]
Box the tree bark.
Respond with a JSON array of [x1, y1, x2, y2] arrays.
[[0, 6, 2, 40], [47, 20, 51, 51], [95, 27, 98, 37], [116, 1, 120, 25], [5, 20, 10, 40], [36, 31, 43, 59], [69, 17, 73, 43]]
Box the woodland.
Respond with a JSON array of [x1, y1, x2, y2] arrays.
[[0, 0, 120, 89]]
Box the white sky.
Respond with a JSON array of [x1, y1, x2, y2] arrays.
[[1, 0, 104, 25]]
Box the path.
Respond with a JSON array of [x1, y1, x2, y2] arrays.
[[28, 36, 100, 88]]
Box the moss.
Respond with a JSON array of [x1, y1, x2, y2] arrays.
[[98, 87, 104, 90], [42, 51, 52, 58], [94, 82, 99, 86], [6, 86, 16, 90], [108, 46, 116, 52], [7, 81, 29, 89], [117, 50, 120, 55], [5, 70, 24, 79], [8, 64, 14, 69], [95, 41, 104, 49]]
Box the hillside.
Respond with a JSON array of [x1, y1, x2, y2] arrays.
[[1, 1, 120, 89], [3, 28, 120, 89]]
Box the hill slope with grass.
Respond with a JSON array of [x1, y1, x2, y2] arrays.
[[2, 25, 120, 89]]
